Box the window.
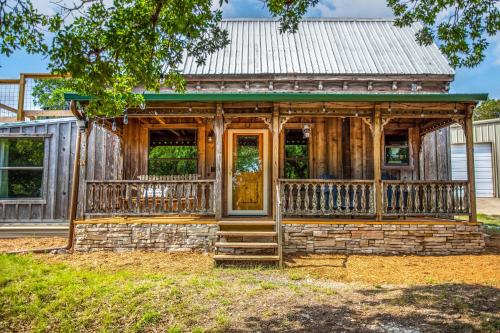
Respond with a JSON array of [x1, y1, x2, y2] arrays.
[[284, 129, 309, 179], [384, 132, 409, 166], [148, 129, 198, 175], [0, 137, 44, 199]]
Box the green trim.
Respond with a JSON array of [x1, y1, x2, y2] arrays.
[[65, 92, 488, 103]]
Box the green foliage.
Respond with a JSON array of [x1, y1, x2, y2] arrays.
[[32, 78, 73, 110], [388, 0, 500, 68], [2, 0, 498, 118], [0, 1, 61, 57], [473, 99, 500, 120], [148, 146, 198, 175], [285, 144, 308, 179], [265, 0, 319, 32]]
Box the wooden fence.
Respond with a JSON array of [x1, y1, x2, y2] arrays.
[[85, 180, 216, 216], [0, 73, 72, 122]]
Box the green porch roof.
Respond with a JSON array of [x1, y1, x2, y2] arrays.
[[65, 92, 488, 103]]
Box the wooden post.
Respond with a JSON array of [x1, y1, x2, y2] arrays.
[[373, 106, 383, 220], [214, 104, 224, 219], [66, 119, 88, 250], [17, 74, 26, 121], [465, 108, 477, 222], [272, 105, 280, 220]]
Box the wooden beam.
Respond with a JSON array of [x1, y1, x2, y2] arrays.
[[214, 104, 224, 219], [155, 116, 166, 124], [272, 105, 280, 220], [17, 74, 26, 121], [465, 108, 477, 222], [373, 105, 383, 221], [0, 102, 17, 113], [70, 100, 84, 120]]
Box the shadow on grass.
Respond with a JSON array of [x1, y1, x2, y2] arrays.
[[231, 284, 499, 333]]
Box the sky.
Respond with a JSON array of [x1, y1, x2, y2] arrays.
[[1, 0, 499, 98]]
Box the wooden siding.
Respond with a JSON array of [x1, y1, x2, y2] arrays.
[[0, 119, 76, 223]]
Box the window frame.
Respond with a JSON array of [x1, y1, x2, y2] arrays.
[[283, 127, 311, 179], [146, 127, 200, 177], [382, 129, 412, 169], [0, 133, 50, 203]]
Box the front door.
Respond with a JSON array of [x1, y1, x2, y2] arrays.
[[227, 129, 269, 215]]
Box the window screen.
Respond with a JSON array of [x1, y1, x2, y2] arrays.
[[284, 129, 309, 179], [148, 129, 198, 175]]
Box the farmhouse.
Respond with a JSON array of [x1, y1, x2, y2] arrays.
[[62, 20, 488, 264]]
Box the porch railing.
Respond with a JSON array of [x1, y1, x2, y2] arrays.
[[279, 179, 375, 216], [382, 181, 470, 216], [85, 180, 215, 216]]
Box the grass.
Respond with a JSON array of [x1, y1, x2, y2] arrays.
[[0, 251, 499, 332], [477, 213, 500, 233]]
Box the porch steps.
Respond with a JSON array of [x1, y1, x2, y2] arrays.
[[216, 231, 276, 237], [214, 219, 281, 266], [213, 254, 280, 261], [217, 221, 275, 227], [215, 242, 278, 248]]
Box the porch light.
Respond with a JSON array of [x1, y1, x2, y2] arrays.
[[140, 101, 146, 110], [123, 113, 128, 125], [112, 119, 117, 131], [207, 130, 214, 143], [302, 124, 311, 139]]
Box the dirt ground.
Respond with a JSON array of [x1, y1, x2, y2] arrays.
[[1, 238, 499, 332], [1, 237, 499, 286]]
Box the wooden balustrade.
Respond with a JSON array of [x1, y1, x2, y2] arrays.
[[85, 180, 215, 216], [279, 179, 375, 216], [382, 181, 470, 216]]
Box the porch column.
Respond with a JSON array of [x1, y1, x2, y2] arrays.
[[214, 104, 224, 219], [373, 106, 383, 220], [464, 107, 477, 222], [272, 105, 280, 220]]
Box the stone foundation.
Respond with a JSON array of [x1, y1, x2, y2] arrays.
[[74, 222, 486, 255], [74, 223, 218, 252], [283, 223, 485, 255]]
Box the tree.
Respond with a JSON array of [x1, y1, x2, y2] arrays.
[[473, 99, 500, 120], [1, 0, 499, 117], [388, 0, 499, 68]]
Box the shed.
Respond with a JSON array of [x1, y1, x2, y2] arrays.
[[450, 118, 500, 197]]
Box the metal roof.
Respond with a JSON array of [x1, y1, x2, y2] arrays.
[[180, 19, 454, 76], [65, 92, 487, 103]]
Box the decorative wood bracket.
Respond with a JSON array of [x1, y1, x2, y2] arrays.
[[454, 117, 466, 131], [279, 116, 293, 133], [382, 117, 392, 128], [258, 116, 273, 132], [223, 118, 232, 131], [361, 117, 373, 133]]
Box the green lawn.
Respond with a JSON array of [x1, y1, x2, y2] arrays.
[[0, 252, 499, 332]]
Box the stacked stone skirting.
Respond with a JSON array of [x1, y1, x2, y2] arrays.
[[283, 223, 485, 255], [74, 222, 485, 254], [74, 223, 218, 252]]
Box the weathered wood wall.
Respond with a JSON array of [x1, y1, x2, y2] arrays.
[[117, 116, 450, 185], [0, 118, 76, 223]]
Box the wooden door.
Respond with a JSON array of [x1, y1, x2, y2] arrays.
[[227, 129, 269, 215]]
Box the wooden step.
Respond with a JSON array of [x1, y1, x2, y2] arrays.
[[214, 254, 280, 261], [217, 221, 275, 226], [215, 242, 278, 248], [216, 231, 277, 237]]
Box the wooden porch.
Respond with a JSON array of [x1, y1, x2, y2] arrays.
[[69, 94, 485, 264]]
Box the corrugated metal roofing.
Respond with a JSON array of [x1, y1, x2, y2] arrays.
[[180, 19, 454, 76]]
